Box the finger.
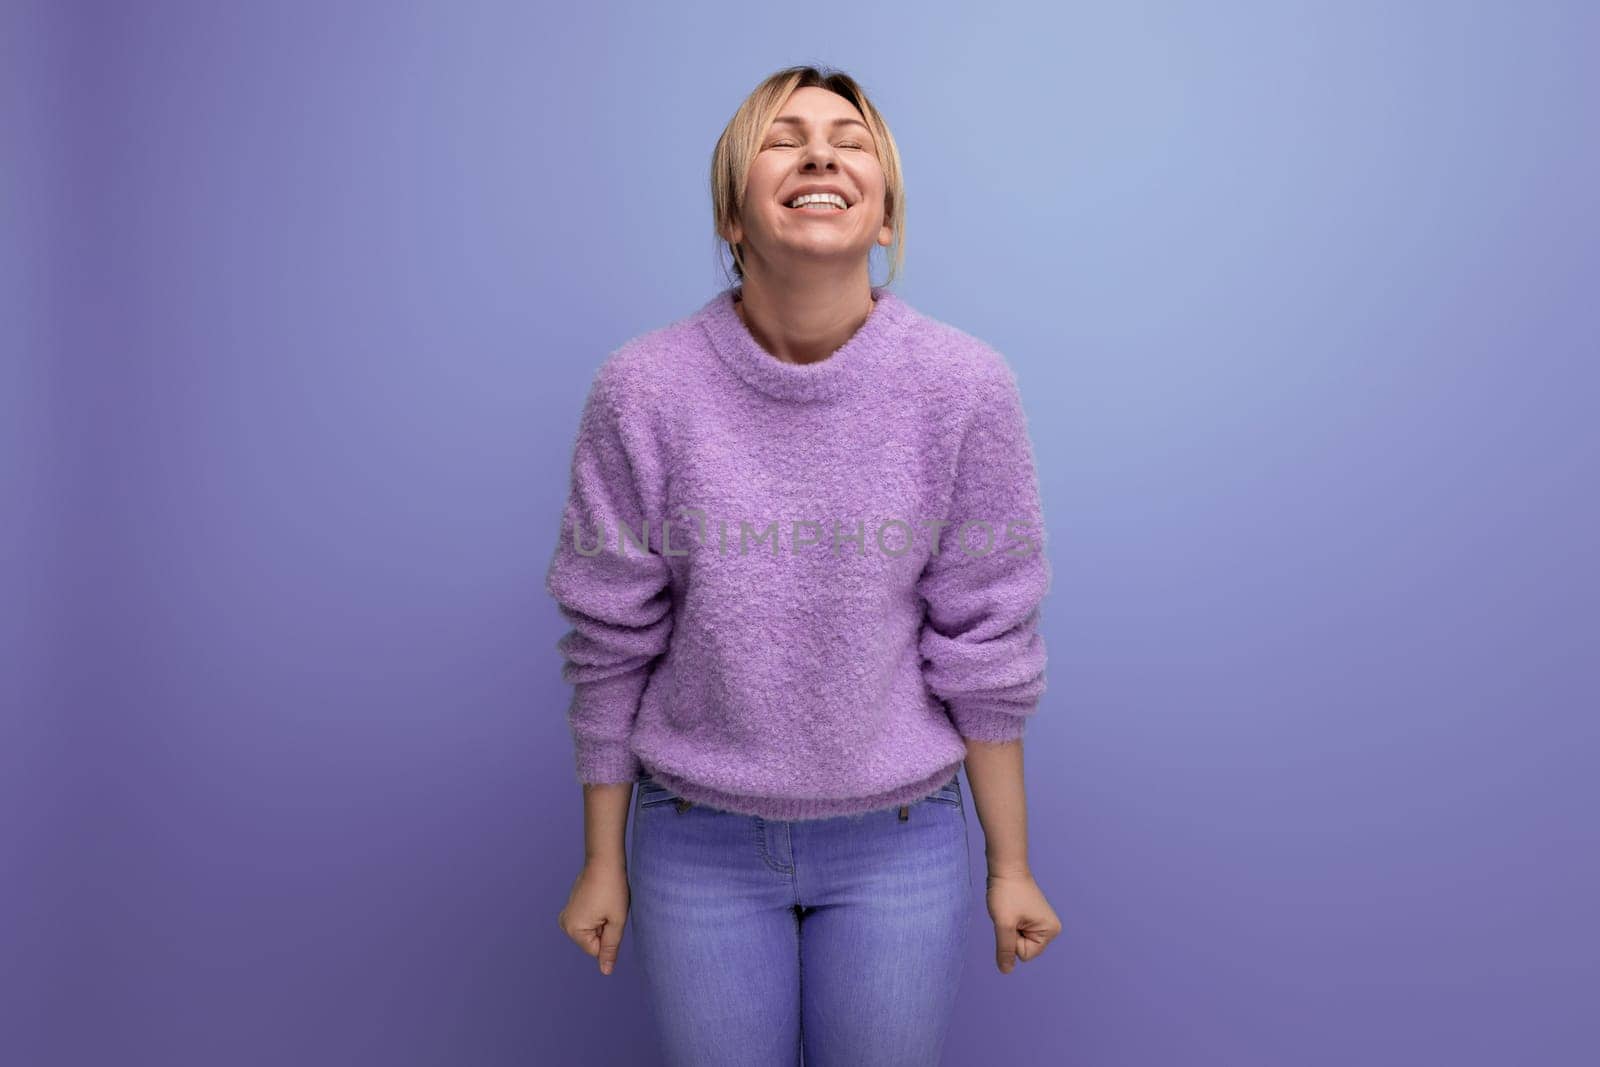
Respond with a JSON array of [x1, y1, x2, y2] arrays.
[[994, 924, 1018, 974], [597, 917, 624, 976], [1026, 926, 1047, 957]]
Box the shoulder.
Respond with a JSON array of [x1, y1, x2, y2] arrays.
[[588, 309, 709, 419], [884, 297, 1025, 414]]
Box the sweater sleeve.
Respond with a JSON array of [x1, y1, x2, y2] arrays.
[[544, 365, 674, 784], [916, 361, 1052, 744]]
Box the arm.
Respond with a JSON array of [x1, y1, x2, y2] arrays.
[[916, 360, 1061, 971], [917, 362, 1050, 745], [557, 781, 633, 975], [963, 738, 1031, 878], [965, 739, 1060, 974], [547, 365, 672, 975], [545, 362, 674, 795], [918, 359, 1048, 863]]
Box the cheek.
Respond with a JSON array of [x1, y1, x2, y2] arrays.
[[742, 180, 786, 224], [849, 164, 886, 200], [744, 159, 784, 196]]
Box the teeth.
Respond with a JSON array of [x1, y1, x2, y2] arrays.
[[787, 192, 847, 210]]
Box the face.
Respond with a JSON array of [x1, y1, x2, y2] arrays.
[[727, 86, 894, 274]]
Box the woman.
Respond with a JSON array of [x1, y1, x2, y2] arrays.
[[549, 65, 1062, 1065]]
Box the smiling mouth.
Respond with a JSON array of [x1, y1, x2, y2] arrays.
[[785, 202, 849, 213]]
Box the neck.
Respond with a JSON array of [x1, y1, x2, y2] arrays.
[[733, 269, 877, 366]]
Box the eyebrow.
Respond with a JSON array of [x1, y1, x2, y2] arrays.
[[770, 115, 872, 134]]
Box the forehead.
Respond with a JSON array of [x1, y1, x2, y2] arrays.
[[770, 87, 870, 129]]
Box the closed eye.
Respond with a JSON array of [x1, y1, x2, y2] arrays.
[[767, 140, 867, 150]]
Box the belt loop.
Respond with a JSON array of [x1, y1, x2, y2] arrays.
[[675, 798, 693, 813], [898, 804, 909, 821]]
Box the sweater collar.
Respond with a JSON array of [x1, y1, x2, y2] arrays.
[[699, 284, 914, 403]]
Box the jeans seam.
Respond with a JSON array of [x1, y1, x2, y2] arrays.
[[754, 817, 794, 875], [793, 901, 804, 1064]]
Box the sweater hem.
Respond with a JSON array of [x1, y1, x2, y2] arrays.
[[638, 758, 966, 821]]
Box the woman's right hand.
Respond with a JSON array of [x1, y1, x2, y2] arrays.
[[558, 858, 631, 975]]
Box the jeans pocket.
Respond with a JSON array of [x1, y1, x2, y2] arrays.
[[637, 777, 685, 808], [924, 775, 962, 806]]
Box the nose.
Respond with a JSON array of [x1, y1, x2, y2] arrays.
[[799, 140, 840, 171]]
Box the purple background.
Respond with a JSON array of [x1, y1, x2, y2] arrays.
[[6, 1, 1597, 1064]]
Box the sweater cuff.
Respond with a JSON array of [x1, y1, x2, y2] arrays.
[[946, 699, 1030, 744], [572, 733, 642, 785], [568, 671, 646, 784]]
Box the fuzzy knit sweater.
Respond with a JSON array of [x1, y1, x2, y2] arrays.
[[544, 284, 1051, 820]]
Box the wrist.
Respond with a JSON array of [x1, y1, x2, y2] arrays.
[[985, 858, 1034, 880], [584, 851, 627, 872]]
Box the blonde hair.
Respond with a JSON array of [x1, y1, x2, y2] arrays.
[[710, 65, 906, 288]]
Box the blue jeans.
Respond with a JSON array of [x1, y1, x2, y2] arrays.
[[627, 772, 972, 1066]]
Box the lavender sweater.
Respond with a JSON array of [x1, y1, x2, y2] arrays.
[[544, 285, 1051, 820]]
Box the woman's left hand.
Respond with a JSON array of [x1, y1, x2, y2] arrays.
[[985, 869, 1062, 974]]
